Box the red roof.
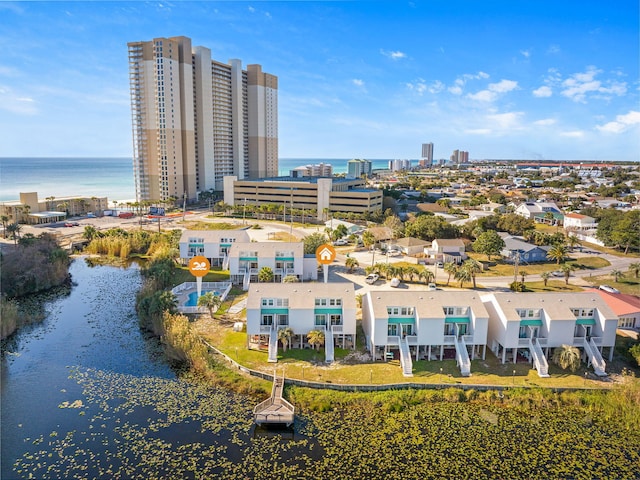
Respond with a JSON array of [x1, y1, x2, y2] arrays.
[[592, 289, 640, 316], [564, 213, 586, 219]]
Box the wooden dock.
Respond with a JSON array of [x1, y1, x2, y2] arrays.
[[253, 372, 295, 427]]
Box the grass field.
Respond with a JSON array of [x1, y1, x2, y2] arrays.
[[584, 272, 640, 296]]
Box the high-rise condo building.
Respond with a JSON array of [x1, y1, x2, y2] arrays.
[[128, 36, 278, 202], [421, 142, 434, 165], [346, 158, 372, 179]]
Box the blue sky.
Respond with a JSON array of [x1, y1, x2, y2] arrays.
[[1, 1, 638, 161]]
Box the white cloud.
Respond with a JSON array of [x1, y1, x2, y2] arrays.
[[560, 130, 584, 138], [533, 86, 552, 97], [467, 79, 518, 102], [248, 6, 255, 12], [596, 110, 640, 134], [0, 85, 38, 115], [486, 111, 523, 130], [465, 128, 492, 135], [380, 49, 406, 60], [547, 45, 561, 54], [448, 72, 489, 95], [352, 79, 364, 87], [560, 66, 627, 102], [520, 50, 531, 58], [534, 118, 556, 126], [488, 79, 518, 93]]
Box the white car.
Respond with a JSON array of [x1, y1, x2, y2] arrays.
[[387, 249, 402, 257], [599, 285, 620, 294], [365, 273, 379, 284], [333, 238, 349, 246], [427, 283, 437, 291], [390, 278, 401, 288]]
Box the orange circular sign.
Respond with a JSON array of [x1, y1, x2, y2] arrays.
[[315, 244, 336, 265], [188, 256, 210, 277]]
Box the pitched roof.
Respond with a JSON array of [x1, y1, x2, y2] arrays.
[[433, 238, 465, 247], [416, 203, 448, 213], [393, 237, 430, 247], [591, 289, 640, 316]]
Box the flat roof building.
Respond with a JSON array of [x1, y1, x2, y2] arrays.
[[223, 175, 383, 220]]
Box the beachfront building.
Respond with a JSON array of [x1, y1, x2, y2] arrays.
[[346, 159, 372, 179], [178, 229, 250, 267], [482, 292, 618, 377], [361, 291, 489, 377], [223, 176, 383, 221], [246, 282, 357, 363], [128, 36, 278, 202], [289, 163, 333, 178], [0, 192, 108, 224], [226, 241, 318, 289]]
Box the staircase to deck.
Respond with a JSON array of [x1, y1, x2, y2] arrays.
[[454, 336, 471, 377], [584, 338, 607, 376], [324, 325, 334, 364], [242, 272, 250, 291], [529, 338, 550, 377], [268, 325, 278, 363], [398, 337, 413, 377], [222, 254, 230, 271]]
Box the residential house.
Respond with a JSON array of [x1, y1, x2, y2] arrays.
[[362, 291, 490, 377], [325, 219, 362, 236], [426, 238, 467, 264], [498, 232, 550, 263], [179, 229, 251, 266], [246, 282, 357, 363], [389, 237, 430, 256], [227, 241, 318, 289], [593, 289, 640, 330], [482, 292, 618, 377], [563, 213, 597, 233], [416, 203, 448, 214], [514, 201, 561, 219]]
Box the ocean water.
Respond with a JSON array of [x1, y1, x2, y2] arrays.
[[0, 157, 408, 202]]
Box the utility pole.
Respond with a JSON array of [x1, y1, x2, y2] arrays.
[[243, 198, 247, 225], [182, 192, 187, 222]]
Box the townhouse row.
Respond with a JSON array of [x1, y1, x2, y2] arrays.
[[246, 286, 618, 378], [178, 230, 318, 290]]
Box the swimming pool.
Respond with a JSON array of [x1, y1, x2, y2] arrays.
[[185, 290, 220, 307]]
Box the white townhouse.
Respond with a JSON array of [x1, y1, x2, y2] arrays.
[[426, 238, 467, 264], [227, 242, 318, 289], [563, 213, 597, 233], [246, 283, 357, 363], [482, 292, 618, 377], [362, 291, 490, 377], [179, 229, 250, 266]]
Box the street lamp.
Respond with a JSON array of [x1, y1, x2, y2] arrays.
[[242, 198, 247, 225], [512, 369, 516, 385], [440, 367, 443, 384], [584, 371, 588, 386], [370, 369, 373, 384]]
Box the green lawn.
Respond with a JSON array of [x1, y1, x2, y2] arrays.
[[583, 272, 640, 296], [173, 266, 230, 285], [468, 253, 610, 277], [200, 322, 613, 389], [522, 280, 584, 292]]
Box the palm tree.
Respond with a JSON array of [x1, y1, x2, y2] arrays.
[[307, 330, 325, 351], [6, 223, 21, 244], [455, 265, 472, 288], [345, 257, 359, 273], [463, 259, 482, 288], [258, 267, 274, 283], [546, 244, 568, 265], [540, 271, 551, 287], [57, 202, 70, 216], [629, 262, 640, 279], [520, 270, 528, 284], [197, 292, 222, 317], [566, 234, 581, 252], [362, 230, 376, 249], [610, 269, 624, 283], [0, 215, 10, 238], [443, 261, 458, 286], [552, 345, 581, 372], [560, 263, 575, 285], [278, 327, 294, 352], [418, 268, 435, 285]]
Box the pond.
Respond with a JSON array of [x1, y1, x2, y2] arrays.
[[2, 259, 639, 479]]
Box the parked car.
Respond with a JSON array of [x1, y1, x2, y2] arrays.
[[387, 249, 402, 257], [390, 278, 401, 288], [436, 262, 444, 268], [599, 285, 620, 294], [427, 283, 437, 291], [333, 238, 349, 246], [64, 221, 79, 227], [551, 271, 564, 277], [365, 273, 379, 285]]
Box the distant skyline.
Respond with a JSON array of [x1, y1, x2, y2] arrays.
[[1, 1, 638, 161]]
